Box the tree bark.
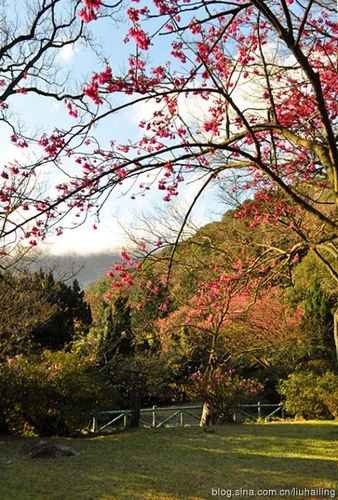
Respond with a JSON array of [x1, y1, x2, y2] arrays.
[[333, 309, 338, 366], [129, 388, 142, 428], [200, 402, 217, 427]]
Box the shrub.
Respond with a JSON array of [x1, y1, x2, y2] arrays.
[[278, 371, 338, 420], [317, 372, 338, 419], [190, 368, 264, 422], [0, 350, 115, 436]]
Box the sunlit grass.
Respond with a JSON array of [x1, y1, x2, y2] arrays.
[[0, 422, 337, 499]]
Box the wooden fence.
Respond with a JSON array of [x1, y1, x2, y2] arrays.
[[91, 402, 284, 432]]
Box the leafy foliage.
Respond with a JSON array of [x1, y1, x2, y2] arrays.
[[278, 371, 338, 420], [0, 350, 114, 436], [299, 279, 336, 366], [31, 273, 92, 351]]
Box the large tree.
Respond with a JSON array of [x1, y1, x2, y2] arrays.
[[1, 1, 338, 350]]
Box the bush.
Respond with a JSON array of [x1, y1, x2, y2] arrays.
[[190, 368, 264, 422], [0, 350, 115, 436], [278, 371, 338, 420], [317, 372, 338, 419]]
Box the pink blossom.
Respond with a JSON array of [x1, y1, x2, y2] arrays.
[[128, 27, 151, 50], [79, 0, 101, 22]]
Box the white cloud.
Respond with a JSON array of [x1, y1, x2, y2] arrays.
[[56, 43, 79, 64], [48, 219, 128, 256]]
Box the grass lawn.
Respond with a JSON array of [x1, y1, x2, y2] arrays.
[[0, 422, 337, 500]]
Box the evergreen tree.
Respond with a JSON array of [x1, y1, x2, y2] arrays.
[[92, 295, 134, 366], [129, 267, 169, 352], [300, 279, 336, 368], [30, 272, 92, 351], [0, 270, 92, 355]]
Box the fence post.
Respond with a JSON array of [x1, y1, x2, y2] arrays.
[[152, 405, 157, 428], [258, 402, 261, 419], [180, 409, 184, 427], [91, 416, 97, 432]]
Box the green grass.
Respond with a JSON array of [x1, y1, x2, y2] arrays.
[[0, 422, 337, 500]]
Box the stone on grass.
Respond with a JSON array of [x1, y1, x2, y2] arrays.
[[17, 440, 79, 460]]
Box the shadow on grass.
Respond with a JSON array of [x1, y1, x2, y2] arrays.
[[0, 423, 337, 500]]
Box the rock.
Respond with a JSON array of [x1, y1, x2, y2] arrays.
[[17, 440, 79, 459]]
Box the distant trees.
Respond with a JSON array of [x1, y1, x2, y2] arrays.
[[94, 295, 134, 365], [31, 272, 92, 351], [85, 279, 170, 426], [300, 279, 337, 368], [0, 269, 92, 356], [0, 266, 111, 437], [2, 213, 338, 434], [0, 270, 57, 357]]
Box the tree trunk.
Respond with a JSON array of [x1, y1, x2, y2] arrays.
[[129, 388, 142, 428], [200, 402, 217, 427], [333, 309, 338, 366]]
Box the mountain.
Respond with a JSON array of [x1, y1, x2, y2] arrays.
[[31, 251, 120, 288]]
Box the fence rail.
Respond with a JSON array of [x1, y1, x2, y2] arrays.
[[233, 402, 285, 422], [91, 402, 284, 432]]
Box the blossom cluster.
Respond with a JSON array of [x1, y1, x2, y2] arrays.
[[190, 368, 264, 420], [191, 369, 264, 399], [79, 0, 101, 23]]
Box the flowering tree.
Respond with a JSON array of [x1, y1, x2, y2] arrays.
[[46, 3, 338, 246], [157, 274, 303, 373], [1, 1, 338, 347], [190, 368, 264, 422]]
